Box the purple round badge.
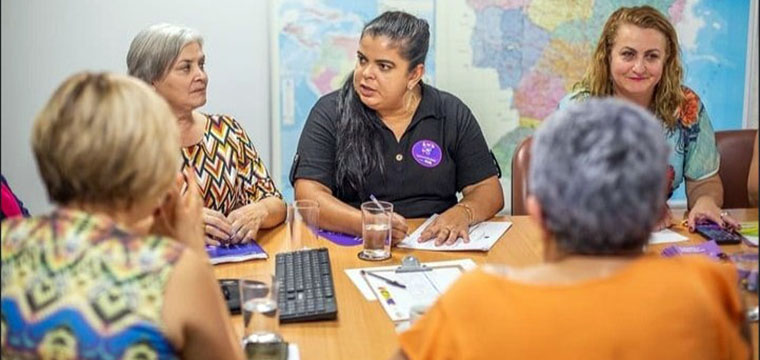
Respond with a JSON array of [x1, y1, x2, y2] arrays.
[[411, 139, 442, 168]]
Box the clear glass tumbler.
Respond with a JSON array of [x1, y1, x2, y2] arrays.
[[287, 200, 319, 252], [240, 274, 283, 344], [358, 200, 392, 261]]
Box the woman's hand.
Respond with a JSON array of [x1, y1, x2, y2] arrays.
[[653, 203, 674, 231], [152, 171, 205, 254], [390, 212, 409, 245], [687, 196, 739, 231], [416, 176, 502, 246], [418, 205, 471, 246], [227, 202, 269, 244], [173, 176, 205, 253], [203, 208, 232, 246]]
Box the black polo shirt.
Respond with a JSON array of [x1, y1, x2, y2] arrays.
[[290, 83, 499, 218]]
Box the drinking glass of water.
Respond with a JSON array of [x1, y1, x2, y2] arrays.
[[240, 274, 283, 344], [287, 200, 319, 252], [358, 200, 392, 261]]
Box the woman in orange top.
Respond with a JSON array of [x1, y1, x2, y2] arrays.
[[395, 99, 750, 360]]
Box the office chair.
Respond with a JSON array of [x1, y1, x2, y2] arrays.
[[715, 129, 757, 209], [511, 136, 532, 215], [511, 130, 757, 214]]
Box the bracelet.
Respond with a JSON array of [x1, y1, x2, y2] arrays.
[[455, 203, 475, 226]]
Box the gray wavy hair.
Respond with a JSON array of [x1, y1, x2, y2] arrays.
[[127, 23, 204, 83], [529, 98, 669, 255]]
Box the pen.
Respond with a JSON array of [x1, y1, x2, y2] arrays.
[[371, 194, 403, 235], [361, 270, 406, 289], [369, 194, 388, 213]]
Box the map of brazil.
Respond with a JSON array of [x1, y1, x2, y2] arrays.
[[272, 0, 751, 210]]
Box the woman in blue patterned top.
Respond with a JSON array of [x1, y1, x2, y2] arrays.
[[1, 72, 244, 359], [560, 5, 738, 231]]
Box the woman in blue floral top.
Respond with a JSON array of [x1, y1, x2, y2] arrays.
[[560, 5, 737, 231]]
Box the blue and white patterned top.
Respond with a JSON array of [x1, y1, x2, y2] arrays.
[[558, 86, 720, 198]]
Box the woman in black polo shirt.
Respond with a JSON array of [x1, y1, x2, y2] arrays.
[[291, 11, 503, 246]]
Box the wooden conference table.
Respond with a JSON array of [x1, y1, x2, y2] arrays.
[[214, 209, 759, 360]]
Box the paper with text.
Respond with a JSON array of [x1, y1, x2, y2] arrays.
[[345, 259, 477, 300], [397, 214, 511, 251], [345, 258, 477, 321]]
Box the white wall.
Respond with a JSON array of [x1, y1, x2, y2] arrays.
[[1, 0, 271, 214], [748, 0, 759, 128], [2, 0, 758, 214]]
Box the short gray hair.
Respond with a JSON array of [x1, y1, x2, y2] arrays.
[[529, 98, 669, 255], [127, 23, 204, 83]]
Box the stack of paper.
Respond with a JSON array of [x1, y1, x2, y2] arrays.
[[397, 214, 512, 251]]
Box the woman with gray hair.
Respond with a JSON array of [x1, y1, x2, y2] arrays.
[[394, 99, 749, 359], [1, 72, 244, 359], [128, 23, 286, 246]]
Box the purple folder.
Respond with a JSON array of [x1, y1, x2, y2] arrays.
[[662, 241, 758, 290], [661, 240, 724, 260], [316, 229, 363, 246], [205, 241, 268, 264]]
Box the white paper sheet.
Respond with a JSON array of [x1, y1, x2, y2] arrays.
[[649, 229, 689, 244], [397, 214, 512, 251], [345, 258, 477, 321], [345, 259, 477, 301], [739, 222, 758, 247]]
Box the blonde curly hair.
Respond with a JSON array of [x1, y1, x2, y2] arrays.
[[32, 72, 180, 209], [574, 5, 684, 129]]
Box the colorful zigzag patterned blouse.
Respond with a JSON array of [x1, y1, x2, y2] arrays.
[[182, 114, 282, 216]]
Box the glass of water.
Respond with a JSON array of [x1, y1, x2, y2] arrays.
[[287, 200, 319, 252], [358, 200, 393, 261], [240, 274, 282, 344]]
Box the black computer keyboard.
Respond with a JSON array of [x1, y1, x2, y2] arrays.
[[275, 248, 338, 323]]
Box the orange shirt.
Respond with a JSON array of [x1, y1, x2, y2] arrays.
[[399, 256, 749, 360]]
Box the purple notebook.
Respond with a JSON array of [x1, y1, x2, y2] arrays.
[[661, 240, 724, 260], [205, 241, 268, 264], [316, 229, 363, 246], [662, 241, 759, 290]]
